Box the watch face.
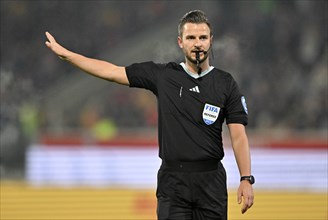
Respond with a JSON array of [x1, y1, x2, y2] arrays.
[[249, 175, 255, 184]]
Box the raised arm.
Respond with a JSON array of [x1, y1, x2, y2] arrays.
[[45, 32, 129, 85]]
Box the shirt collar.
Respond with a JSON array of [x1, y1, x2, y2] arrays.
[[180, 62, 214, 79]]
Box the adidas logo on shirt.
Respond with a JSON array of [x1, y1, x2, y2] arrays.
[[189, 86, 200, 93]]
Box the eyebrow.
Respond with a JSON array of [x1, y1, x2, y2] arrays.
[[185, 34, 209, 39]]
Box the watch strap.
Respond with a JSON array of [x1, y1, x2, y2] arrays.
[[240, 175, 255, 184]]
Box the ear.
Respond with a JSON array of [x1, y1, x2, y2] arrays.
[[177, 36, 183, 48]]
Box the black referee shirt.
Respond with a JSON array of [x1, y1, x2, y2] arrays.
[[126, 62, 248, 161]]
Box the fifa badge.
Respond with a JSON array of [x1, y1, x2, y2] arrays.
[[202, 103, 220, 125]]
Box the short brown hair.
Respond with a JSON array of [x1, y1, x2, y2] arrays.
[[178, 10, 212, 37]]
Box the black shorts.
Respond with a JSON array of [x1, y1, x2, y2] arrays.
[[156, 160, 227, 220]]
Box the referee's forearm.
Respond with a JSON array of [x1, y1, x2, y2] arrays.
[[232, 136, 251, 177], [65, 52, 120, 81], [228, 124, 252, 176]]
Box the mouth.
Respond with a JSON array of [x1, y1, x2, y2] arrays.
[[192, 50, 207, 59], [192, 50, 203, 57], [192, 50, 205, 54]]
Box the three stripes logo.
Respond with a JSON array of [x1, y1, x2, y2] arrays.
[[189, 86, 200, 93]]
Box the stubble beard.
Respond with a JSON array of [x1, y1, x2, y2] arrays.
[[186, 52, 209, 65]]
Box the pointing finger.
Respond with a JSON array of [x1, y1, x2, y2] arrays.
[[45, 31, 55, 43]]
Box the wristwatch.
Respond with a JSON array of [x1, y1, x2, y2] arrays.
[[240, 175, 255, 184]]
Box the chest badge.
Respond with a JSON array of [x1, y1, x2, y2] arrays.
[[202, 103, 220, 125]]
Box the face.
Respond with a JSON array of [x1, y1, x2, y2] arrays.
[[178, 22, 212, 65]]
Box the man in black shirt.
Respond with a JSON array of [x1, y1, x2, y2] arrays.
[[45, 10, 254, 220]]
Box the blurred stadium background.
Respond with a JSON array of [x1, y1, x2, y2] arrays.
[[1, 0, 327, 219]]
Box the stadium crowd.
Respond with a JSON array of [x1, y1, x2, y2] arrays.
[[1, 0, 327, 152]]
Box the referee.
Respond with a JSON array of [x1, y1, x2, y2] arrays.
[[45, 10, 254, 220]]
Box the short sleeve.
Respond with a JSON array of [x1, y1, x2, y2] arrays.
[[125, 62, 162, 95], [225, 76, 248, 126]]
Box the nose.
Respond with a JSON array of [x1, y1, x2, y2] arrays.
[[194, 38, 201, 48]]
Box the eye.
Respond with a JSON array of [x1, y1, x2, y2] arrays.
[[200, 35, 208, 40]]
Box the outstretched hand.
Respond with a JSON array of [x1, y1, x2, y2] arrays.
[[45, 32, 69, 60], [237, 181, 254, 214]]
